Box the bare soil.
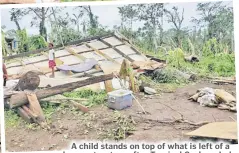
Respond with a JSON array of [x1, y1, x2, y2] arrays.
[[5, 81, 237, 152]]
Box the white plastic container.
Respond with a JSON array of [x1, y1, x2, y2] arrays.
[[107, 89, 133, 110]]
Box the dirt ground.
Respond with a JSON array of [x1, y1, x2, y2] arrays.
[[5, 81, 237, 152]]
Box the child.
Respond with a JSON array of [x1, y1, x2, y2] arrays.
[[48, 43, 56, 78]]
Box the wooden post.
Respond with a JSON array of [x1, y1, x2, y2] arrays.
[[104, 80, 113, 93]]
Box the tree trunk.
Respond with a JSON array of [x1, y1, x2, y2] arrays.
[[153, 22, 158, 54], [40, 7, 47, 41], [10, 74, 114, 108], [88, 6, 97, 29], [12, 13, 21, 30]]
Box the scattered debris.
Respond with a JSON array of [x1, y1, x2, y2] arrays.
[[184, 55, 199, 63], [189, 87, 236, 112], [208, 76, 236, 85], [144, 87, 157, 95]]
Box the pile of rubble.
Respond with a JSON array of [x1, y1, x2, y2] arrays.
[[189, 87, 236, 112]]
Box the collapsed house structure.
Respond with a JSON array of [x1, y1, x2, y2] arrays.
[[3, 32, 166, 127]]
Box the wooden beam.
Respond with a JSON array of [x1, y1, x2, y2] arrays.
[[3, 33, 114, 61], [6, 46, 111, 69], [10, 73, 114, 108]]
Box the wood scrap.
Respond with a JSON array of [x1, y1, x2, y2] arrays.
[[42, 95, 89, 113], [119, 59, 138, 92], [17, 107, 33, 123], [212, 80, 236, 85], [41, 96, 88, 102], [10, 73, 114, 108], [26, 93, 46, 126], [22, 105, 38, 118], [214, 89, 236, 103], [70, 101, 89, 113]]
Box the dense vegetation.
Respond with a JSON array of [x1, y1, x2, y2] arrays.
[[3, 2, 235, 137], [2, 1, 234, 78]]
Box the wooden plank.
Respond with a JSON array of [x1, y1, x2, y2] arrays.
[[10, 73, 114, 108], [22, 105, 38, 118], [104, 80, 113, 93], [3, 33, 114, 61], [17, 107, 33, 123], [26, 94, 46, 123], [71, 102, 89, 113]]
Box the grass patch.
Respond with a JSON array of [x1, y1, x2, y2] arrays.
[[5, 110, 20, 128], [63, 88, 107, 107], [165, 48, 235, 78], [100, 111, 135, 140]]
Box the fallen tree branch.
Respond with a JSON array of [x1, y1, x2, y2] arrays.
[[212, 80, 236, 85], [41, 97, 88, 102], [130, 114, 210, 127]]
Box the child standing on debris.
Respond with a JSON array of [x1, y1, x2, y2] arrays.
[[48, 43, 56, 78]]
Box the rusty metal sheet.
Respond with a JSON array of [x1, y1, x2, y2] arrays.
[[103, 37, 123, 46]]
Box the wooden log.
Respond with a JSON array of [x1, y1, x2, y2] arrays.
[[22, 105, 38, 118], [17, 107, 33, 123], [104, 80, 113, 93], [10, 73, 114, 108]]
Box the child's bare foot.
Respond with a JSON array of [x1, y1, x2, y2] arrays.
[[49, 74, 55, 78]]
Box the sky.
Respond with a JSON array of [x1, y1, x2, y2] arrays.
[[1, 1, 233, 36]]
